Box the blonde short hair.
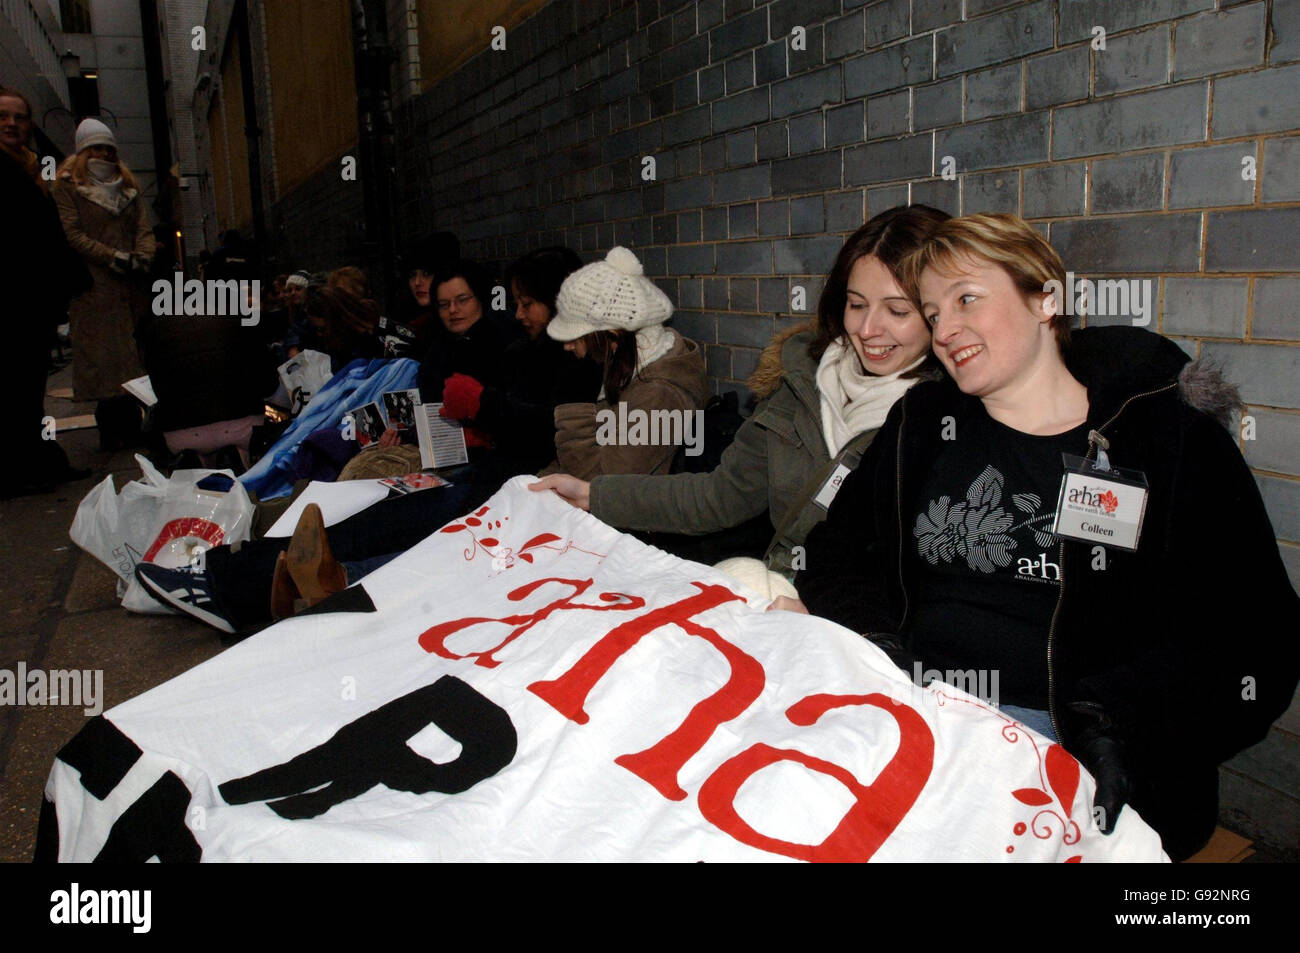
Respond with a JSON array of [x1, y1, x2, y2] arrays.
[[901, 213, 1071, 350]]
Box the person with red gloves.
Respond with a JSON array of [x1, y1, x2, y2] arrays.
[[438, 372, 494, 450], [435, 247, 601, 472], [415, 258, 510, 408]]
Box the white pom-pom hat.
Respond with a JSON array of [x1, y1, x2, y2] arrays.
[[547, 246, 674, 342]]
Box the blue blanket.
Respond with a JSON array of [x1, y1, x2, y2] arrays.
[[241, 358, 421, 500]]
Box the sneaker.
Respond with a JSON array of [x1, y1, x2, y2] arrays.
[[135, 563, 236, 634]]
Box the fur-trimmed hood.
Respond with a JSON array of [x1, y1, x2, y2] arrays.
[[748, 321, 817, 399], [1064, 326, 1239, 429]]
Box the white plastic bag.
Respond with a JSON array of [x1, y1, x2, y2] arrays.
[[70, 454, 255, 614], [278, 349, 333, 416]]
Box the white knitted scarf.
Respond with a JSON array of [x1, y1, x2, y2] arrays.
[[817, 338, 926, 456], [79, 159, 134, 214], [634, 325, 676, 375]]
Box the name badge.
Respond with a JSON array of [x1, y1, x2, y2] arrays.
[[813, 463, 854, 510], [1052, 454, 1148, 551]]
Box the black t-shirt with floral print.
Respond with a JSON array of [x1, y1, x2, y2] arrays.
[[908, 409, 1090, 709]]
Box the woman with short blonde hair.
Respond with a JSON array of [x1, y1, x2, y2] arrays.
[[797, 212, 1300, 860]]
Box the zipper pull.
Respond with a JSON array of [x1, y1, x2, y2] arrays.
[[1088, 429, 1112, 472]]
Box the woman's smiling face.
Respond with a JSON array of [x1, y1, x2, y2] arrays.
[[841, 254, 931, 375], [920, 254, 1057, 399]]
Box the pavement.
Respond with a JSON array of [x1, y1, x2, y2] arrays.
[[0, 360, 224, 863]]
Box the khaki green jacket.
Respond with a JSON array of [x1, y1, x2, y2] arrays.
[[590, 326, 836, 576]]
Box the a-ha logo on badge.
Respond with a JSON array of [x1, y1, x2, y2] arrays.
[[1067, 484, 1118, 513]]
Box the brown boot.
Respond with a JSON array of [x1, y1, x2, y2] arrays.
[[283, 503, 348, 610], [270, 552, 301, 621]]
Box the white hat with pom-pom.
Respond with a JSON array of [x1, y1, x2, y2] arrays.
[[547, 246, 674, 342]]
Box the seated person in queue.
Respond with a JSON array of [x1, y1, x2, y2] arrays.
[[789, 212, 1300, 861]]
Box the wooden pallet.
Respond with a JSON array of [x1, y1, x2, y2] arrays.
[[53, 414, 97, 431], [1184, 827, 1254, 863]]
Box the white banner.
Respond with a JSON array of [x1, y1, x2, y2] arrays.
[[44, 478, 1168, 862]]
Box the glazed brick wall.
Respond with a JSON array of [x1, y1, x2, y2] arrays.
[[385, 0, 1300, 856]]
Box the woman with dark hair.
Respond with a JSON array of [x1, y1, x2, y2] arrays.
[[439, 246, 601, 474], [540, 246, 708, 479], [385, 232, 459, 358], [531, 205, 949, 590], [794, 212, 1300, 860], [415, 259, 510, 434]]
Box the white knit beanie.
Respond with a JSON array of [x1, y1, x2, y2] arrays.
[[547, 246, 674, 342], [74, 118, 116, 153]]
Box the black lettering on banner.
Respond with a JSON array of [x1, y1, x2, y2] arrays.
[[219, 676, 517, 819], [32, 798, 60, 863], [55, 715, 142, 799], [95, 772, 201, 863], [38, 718, 199, 862]]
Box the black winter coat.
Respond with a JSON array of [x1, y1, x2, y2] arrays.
[[1, 148, 86, 343], [136, 312, 278, 432], [473, 333, 602, 475], [798, 326, 1300, 860], [416, 316, 512, 403]]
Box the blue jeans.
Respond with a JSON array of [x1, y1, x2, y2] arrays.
[[998, 704, 1058, 742]]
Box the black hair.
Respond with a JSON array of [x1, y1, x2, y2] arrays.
[[402, 231, 460, 276], [505, 246, 583, 318], [434, 259, 494, 313]]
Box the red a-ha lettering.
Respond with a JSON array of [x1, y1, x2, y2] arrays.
[[698, 693, 934, 862], [417, 578, 936, 861], [417, 577, 645, 668], [528, 582, 758, 801]]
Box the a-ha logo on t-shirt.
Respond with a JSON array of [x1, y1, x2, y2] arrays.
[[1015, 551, 1060, 581]]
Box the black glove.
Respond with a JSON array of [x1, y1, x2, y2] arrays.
[[130, 253, 150, 273], [110, 251, 131, 276], [1066, 700, 1131, 835]]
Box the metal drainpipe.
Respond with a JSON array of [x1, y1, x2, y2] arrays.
[[234, 0, 268, 277], [351, 0, 399, 316]]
